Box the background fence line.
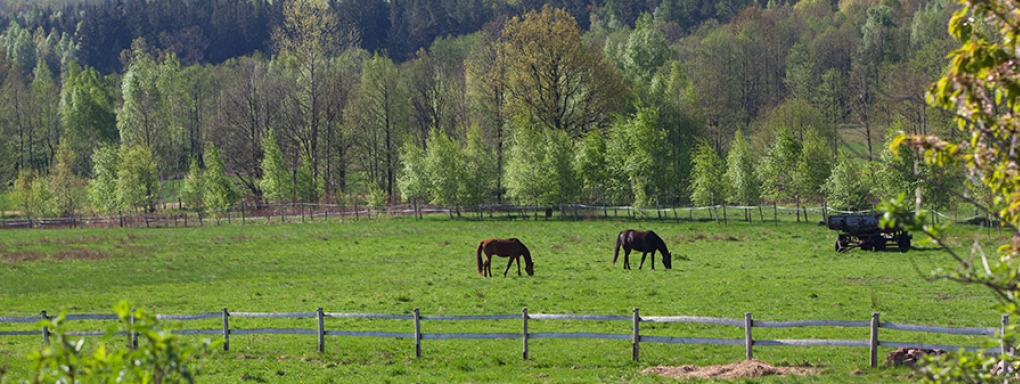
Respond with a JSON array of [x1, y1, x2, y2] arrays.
[[0, 308, 1007, 367], [0, 202, 991, 230]]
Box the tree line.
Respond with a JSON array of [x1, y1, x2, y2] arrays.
[[0, 0, 981, 220]]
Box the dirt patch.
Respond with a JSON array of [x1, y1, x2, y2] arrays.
[[1, 248, 111, 263], [642, 360, 821, 380]]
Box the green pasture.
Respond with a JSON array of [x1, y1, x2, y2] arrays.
[[0, 214, 1010, 383]]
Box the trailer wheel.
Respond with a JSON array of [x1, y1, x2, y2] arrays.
[[898, 235, 911, 252]]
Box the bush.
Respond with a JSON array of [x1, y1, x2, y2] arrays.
[[1, 301, 218, 383]]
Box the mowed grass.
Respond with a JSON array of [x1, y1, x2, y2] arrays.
[[0, 212, 1009, 383]]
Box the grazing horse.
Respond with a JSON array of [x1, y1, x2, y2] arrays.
[[476, 238, 534, 277], [613, 230, 672, 270]]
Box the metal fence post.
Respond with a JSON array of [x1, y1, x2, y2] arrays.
[[632, 308, 640, 362], [870, 312, 880, 367], [317, 308, 325, 353], [414, 308, 422, 358], [222, 308, 230, 351], [40, 310, 49, 345], [522, 308, 529, 360], [744, 312, 753, 360]]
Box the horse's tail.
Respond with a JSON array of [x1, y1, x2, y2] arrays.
[[612, 232, 623, 266], [476, 241, 485, 276]]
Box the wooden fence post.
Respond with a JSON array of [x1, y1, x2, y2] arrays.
[[414, 308, 422, 358], [130, 312, 138, 349], [632, 308, 640, 362], [870, 312, 880, 367], [744, 312, 753, 360], [1002, 314, 1010, 356], [222, 308, 230, 351], [522, 308, 529, 360], [317, 308, 325, 353], [40, 310, 49, 345]]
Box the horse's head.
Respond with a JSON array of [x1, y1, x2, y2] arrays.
[[662, 252, 672, 269], [525, 263, 534, 276]]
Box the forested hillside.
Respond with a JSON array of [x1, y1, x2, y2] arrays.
[[0, 0, 971, 219]]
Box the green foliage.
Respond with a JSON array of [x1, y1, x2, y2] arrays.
[[504, 123, 542, 207], [1, 22, 36, 71], [689, 139, 727, 206], [258, 130, 293, 204], [607, 13, 675, 87], [294, 150, 323, 203], [115, 145, 159, 213], [47, 141, 86, 217], [759, 128, 802, 204], [824, 157, 873, 211], [10, 169, 49, 220], [365, 184, 388, 217], [86, 144, 121, 214], [202, 145, 240, 212], [795, 129, 833, 204], [18, 301, 217, 383], [881, 0, 1020, 378], [460, 124, 496, 206], [180, 158, 205, 211], [606, 107, 672, 207], [724, 130, 759, 205], [0, 136, 14, 191], [574, 130, 611, 204], [499, 5, 626, 136], [397, 141, 428, 204], [60, 63, 117, 175], [424, 128, 465, 210], [505, 123, 580, 207]]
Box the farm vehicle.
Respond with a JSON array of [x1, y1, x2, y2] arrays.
[[826, 214, 911, 253]]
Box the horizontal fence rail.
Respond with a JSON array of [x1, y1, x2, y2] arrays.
[[0, 308, 1006, 367]]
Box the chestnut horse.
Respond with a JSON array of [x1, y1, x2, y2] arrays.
[[476, 238, 534, 277], [613, 230, 672, 270]]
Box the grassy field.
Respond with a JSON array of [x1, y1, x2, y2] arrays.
[[0, 212, 1010, 383]]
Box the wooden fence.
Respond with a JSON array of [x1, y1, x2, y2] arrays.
[[0, 308, 1007, 367]]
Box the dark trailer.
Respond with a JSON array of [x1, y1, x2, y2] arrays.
[[827, 214, 911, 253]]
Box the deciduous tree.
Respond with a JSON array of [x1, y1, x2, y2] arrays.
[[724, 130, 759, 206], [498, 6, 626, 137]]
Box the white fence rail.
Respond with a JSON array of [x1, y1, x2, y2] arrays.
[[0, 308, 1006, 367]]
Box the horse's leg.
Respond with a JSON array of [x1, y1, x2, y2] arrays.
[[639, 251, 648, 269], [483, 254, 492, 277], [623, 248, 632, 270], [503, 256, 516, 277]]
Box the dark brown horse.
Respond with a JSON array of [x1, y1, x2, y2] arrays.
[[476, 238, 534, 277], [613, 230, 672, 270]]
